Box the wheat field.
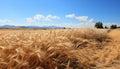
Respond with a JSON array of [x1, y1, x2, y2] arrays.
[[0, 28, 120, 69]]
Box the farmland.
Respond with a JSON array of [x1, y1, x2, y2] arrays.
[[0, 29, 120, 69]]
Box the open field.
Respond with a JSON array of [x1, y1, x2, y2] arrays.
[[0, 28, 120, 69]]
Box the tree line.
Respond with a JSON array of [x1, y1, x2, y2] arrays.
[[95, 22, 120, 29]]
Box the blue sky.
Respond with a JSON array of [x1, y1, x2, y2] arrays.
[[0, 0, 120, 28]]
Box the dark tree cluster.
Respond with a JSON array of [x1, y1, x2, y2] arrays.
[[110, 24, 117, 29], [95, 22, 103, 29], [95, 22, 119, 29]]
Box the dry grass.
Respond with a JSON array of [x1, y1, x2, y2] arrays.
[[0, 28, 120, 69]]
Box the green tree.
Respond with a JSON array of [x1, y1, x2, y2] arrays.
[[110, 24, 117, 29], [104, 26, 108, 29], [95, 22, 103, 28], [117, 26, 120, 28]]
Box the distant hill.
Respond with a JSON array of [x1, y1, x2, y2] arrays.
[[0, 25, 64, 29]]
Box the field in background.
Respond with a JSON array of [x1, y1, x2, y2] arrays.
[[0, 28, 120, 69]]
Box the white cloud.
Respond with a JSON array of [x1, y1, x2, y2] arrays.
[[27, 14, 92, 28], [76, 16, 88, 21], [26, 18, 35, 23], [25, 13, 95, 28], [26, 14, 60, 23], [0, 19, 11, 23], [65, 14, 95, 28], [45, 14, 60, 21], [66, 14, 88, 21], [65, 14, 76, 18]]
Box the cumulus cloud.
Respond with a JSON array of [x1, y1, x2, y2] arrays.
[[65, 14, 76, 18], [45, 14, 60, 21], [65, 14, 96, 28], [0, 19, 11, 23], [26, 14, 60, 23], [66, 14, 88, 21], [26, 13, 96, 28]]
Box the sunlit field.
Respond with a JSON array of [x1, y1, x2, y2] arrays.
[[0, 28, 120, 69]]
